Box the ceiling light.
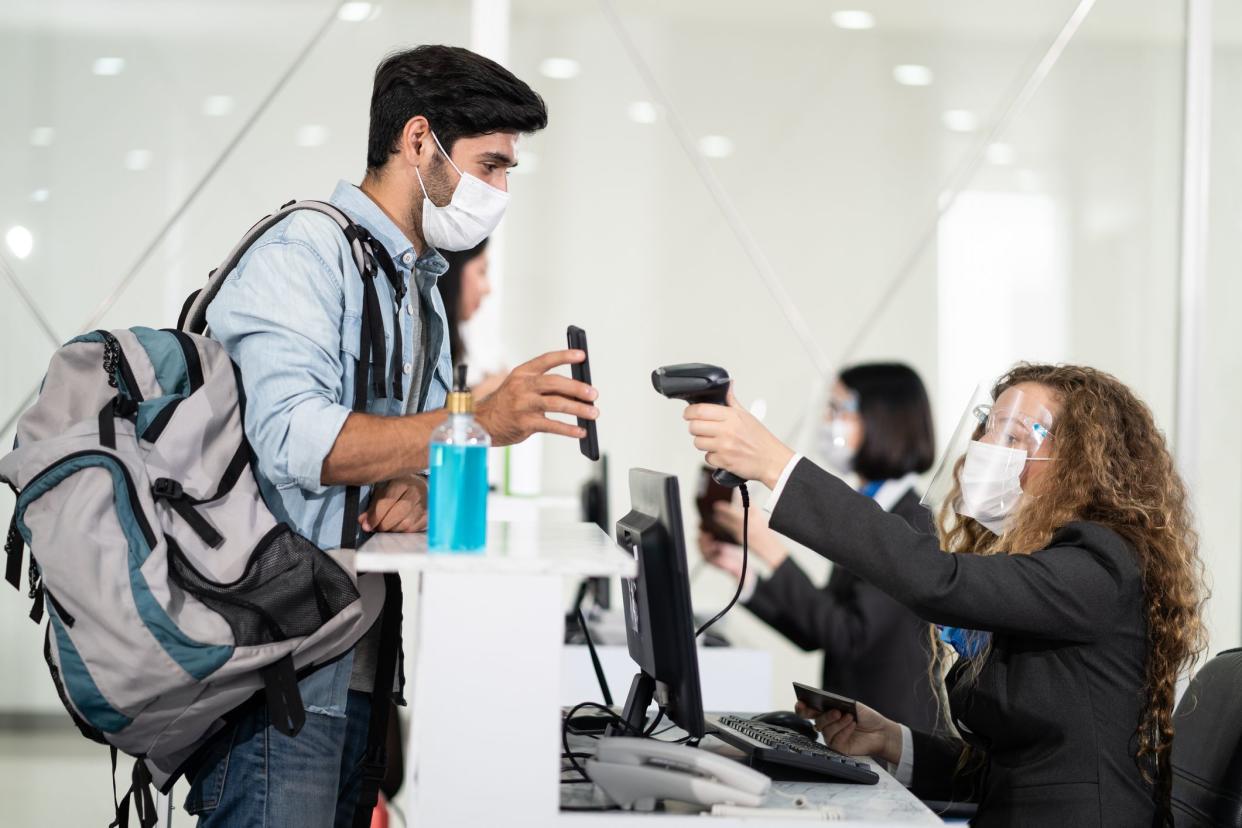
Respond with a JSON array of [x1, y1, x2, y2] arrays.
[[124, 149, 152, 171], [337, 2, 379, 22], [627, 101, 658, 124], [30, 189, 50, 203], [892, 64, 933, 86], [29, 127, 55, 147], [295, 125, 329, 147], [6, 226, 33, 260], [985, 142, 1015, 165], [202, 95, 235, 117], [941, 109, 979, 132], [539, 57, 580, 80], [93, 57, 125, 76], [831, 10, 875, 30], [698, 135, 734, 159]]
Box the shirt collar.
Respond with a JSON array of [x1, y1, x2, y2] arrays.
[[329, 180, 448, 286]]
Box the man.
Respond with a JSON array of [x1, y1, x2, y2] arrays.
[[184, 46, 597, 826]]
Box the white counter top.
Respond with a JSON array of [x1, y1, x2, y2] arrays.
[[356, 520, 636, 578]]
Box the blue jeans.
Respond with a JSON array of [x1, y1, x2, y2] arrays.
[[184, 659, 373, 828]]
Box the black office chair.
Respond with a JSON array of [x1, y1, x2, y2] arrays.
[[1171, 647, 1242, 827]]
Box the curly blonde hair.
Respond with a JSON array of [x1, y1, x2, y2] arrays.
[[930, 363, 1208, 803]]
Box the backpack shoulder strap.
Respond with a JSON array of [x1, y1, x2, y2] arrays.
[[179, 200, 376, 336]]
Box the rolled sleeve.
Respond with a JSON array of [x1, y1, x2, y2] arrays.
[[207, 235, 352, 494]]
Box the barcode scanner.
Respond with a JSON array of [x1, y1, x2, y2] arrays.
[[652, 362, 752, 640], [651, 363, 746, 488]]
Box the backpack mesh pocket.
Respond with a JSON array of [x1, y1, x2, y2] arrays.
[[168, 526, 359, 647]]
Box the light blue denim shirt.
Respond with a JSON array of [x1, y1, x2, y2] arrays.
[[207, 180, 452, 549]]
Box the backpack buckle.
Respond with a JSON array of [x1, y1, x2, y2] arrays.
[[151, 478, 183, 499]]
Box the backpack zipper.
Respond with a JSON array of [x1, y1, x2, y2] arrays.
[[96, 330, 144, 404]]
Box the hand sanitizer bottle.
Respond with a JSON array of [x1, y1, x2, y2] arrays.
[[429, 365, 490, 552]]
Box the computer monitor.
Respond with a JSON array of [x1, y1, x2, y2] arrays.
[[612, 468, 705, 739], [579, 454, 611, 609]]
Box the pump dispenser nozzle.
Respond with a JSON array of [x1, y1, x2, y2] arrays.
[[447, 364, 473, 414]]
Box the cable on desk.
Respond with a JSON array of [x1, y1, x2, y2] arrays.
[[561, 701, 644, 784]]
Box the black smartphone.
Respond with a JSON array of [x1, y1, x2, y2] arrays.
[[696, 465, 736, 543], [793, 681, 859, 718], [566, 325, 599, 461]]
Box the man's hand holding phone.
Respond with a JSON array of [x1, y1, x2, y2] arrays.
[[475, 349, 599, 446]]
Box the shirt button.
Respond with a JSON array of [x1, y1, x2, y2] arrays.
[[403, 362, 413, 375], [401, 252, 413, 266], [405, 304, 413, 316]]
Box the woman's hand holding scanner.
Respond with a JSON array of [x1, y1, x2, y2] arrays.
[[475, 349, 599, 445], [794, 700, 902, 766], [684, 386, 796, 490]]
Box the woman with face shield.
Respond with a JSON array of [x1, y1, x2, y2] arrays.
[[698, 363, 940, 731], [681, 363, 1206, 827]]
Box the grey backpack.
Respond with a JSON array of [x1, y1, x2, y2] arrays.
[[1, 201, 410, 827]]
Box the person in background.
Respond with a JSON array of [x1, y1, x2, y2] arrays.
[[438, 238, 507, 398], [683, 363, 1207, 826], [699, 363, 939, 731]]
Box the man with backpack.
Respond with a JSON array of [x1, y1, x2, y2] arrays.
[[186, 45, 597, 826]]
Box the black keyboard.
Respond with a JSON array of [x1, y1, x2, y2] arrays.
[[706, 714, 880, 785]]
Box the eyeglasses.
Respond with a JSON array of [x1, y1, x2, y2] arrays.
[[973, 404, 1054, 457]]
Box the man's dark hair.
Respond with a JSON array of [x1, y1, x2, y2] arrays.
[[367, 45, 547, 172], [839, 362, 936, 481]]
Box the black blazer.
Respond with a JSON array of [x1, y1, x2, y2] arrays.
[[769, 458, 1156, 828], [744, 487, 939, 732]]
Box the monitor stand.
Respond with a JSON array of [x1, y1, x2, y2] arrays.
[[609, 672, 656, 737]]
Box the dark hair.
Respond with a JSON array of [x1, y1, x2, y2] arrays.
[[838, 362, 935, 481], [368, 45, 548, 172], [438, 238, 489, 367]]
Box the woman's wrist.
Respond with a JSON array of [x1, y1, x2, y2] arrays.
[[880, 720, 904, 766], [761, 446, 796, 491], [756, 543, 789, 569]]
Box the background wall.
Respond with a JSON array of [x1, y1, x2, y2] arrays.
[[0, 0, 1237, 716]]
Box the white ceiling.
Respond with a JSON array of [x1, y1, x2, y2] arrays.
[[0, 0, 1211, 43]]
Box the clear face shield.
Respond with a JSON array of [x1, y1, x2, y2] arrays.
[[921, 385, 1056, 535]]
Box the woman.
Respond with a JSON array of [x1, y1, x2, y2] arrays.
[[438, 238, 505, 397], [683, 364, 1206, 826], [699, 363, 940, 731]]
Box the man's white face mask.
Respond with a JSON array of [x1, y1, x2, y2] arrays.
[[415, 131, 509, 251]]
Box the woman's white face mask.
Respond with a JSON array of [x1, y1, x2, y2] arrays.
[[817, 420, 858, 476], [957, 440, 1027, 534], [415, 131, 510, 251]]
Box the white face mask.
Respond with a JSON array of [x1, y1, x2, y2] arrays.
[[817, 420, 857, 476], [957, 440, 1027, 534], [415, 131, 510, 251]]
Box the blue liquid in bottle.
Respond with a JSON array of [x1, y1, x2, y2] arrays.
[[428, 441, 489, 552], [428, 365, 490, 554]]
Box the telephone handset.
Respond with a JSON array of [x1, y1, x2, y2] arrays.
[[587, 737, 771, 811]]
